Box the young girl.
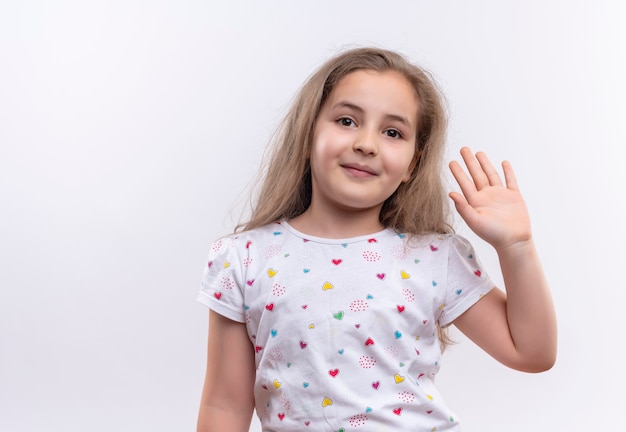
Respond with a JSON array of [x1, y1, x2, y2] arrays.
[[196, 47, 557, 431]]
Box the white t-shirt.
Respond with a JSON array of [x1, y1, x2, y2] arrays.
[[198, 221, 494, 431]]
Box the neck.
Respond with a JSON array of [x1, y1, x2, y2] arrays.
[[288, 204, 385, 239]]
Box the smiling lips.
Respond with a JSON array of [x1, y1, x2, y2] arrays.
[[341, 163, 377, 177]]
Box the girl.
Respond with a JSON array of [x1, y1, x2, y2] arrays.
[[196, 47, 557, 431]]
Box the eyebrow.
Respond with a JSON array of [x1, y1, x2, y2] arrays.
[[332, 101, 413, 128]]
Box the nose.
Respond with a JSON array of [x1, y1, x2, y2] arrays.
[[353, 128, 378, 156]]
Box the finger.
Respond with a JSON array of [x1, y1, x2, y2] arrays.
[[502, 160, 520, 191], [449, 160, 477, 199], [475, 151, 503, 187], [449, 191, 479, 225], [448, 191, 468, 208], [459, 147, 490, 190]]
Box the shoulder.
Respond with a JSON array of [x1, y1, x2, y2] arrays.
[[401, 232, 471, 251], [398, 233, 482, 272], [440, 233, 476, 252], [428, 234, 481, 263], [209, 222, 284, 253]]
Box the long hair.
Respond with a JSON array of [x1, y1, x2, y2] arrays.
[[237, 47, 452, 237]]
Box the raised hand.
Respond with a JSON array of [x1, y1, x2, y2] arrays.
[[449, 147, 532, 251]]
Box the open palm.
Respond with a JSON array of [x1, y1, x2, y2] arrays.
[[449, 147, 532, 251]]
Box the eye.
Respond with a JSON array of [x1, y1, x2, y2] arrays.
[[384, 129, 403, 139], [337, 117, 355, 127]]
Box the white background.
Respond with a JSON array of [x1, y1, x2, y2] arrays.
[[1, 1, 625, 431]]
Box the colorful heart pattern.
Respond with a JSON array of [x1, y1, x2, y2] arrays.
[[201, 224, 491, 429], [394, 373, 406, 384]]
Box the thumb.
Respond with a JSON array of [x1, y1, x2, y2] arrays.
[[449, 192, 477, 224]]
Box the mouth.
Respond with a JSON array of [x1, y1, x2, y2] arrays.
[[341, 163, 378, 177]]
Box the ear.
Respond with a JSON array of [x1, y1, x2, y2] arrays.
[[402, 149, 421, 183]]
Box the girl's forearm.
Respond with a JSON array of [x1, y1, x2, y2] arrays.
[[496, 238, 557, 371], [197, 405, 253, 432]]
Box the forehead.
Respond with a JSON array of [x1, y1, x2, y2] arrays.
[[324, 70, 419, 120]]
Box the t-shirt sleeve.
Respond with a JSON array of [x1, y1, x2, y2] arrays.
[[196, 236, 246, 323], [438, 235, 495, 327]]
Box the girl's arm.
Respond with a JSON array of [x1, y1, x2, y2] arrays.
[[197, 310, 256, 431], [448, 147, 557, 373]]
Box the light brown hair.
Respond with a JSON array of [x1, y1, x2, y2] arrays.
[[237, 47, 452, 237]]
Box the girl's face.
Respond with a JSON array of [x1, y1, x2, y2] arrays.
[[309, 69, 419, 217]]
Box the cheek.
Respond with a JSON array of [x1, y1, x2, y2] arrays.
[[308, 143, 332, 178], [400, 163, 413, 183], [385, 159, 412, 184], [403, 155, 419, 182], [310, 133, 340, 165], [394, 149, 417, 182]]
